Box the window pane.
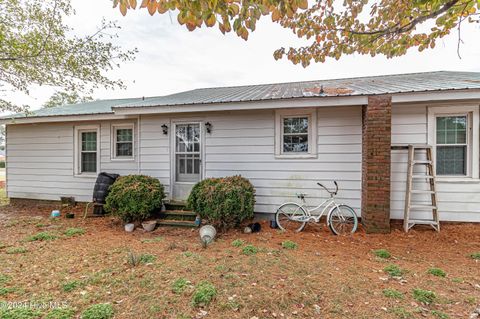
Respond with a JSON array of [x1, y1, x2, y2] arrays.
[[116, 142, 133, 157], [81, 132, 97, 151], [436, 116, 466, 145], [283, 135, 308, 153], [81, 152, 97, 173], [436, 145, 466, 175], [116, 128, 132, 142], [284, 117, 308, 134]]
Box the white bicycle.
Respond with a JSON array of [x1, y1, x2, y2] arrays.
[[275, 181, 358, 235]]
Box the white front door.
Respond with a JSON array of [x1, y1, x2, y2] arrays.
[[172, 123, 202, 200]]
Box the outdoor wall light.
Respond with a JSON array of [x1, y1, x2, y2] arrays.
[[161, 124, 168, 135], [205, 122, 212, 134]]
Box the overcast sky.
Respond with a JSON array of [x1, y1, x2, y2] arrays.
[[12, 0, 480, 110]]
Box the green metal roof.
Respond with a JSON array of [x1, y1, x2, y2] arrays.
[[3, 71, 480, 120]]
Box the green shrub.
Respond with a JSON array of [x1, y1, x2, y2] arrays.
[[6, 247, 27, 254], [81, 304, 113, 319], [470, 252, 480, 260], [242, 245, 258, 256], [45, 308, 76, 319], [231, 239, 244, 247], [187, 176, 255, 231], [192, 281, 217, 307], [412, 288, 436, 304], [373, 249, 391, 259], [427, 267, 446, 277], [383, 264, 405, 277], [64, 228, 85, 237], [0, 308, 41, 319], [282, 240, 298, 250], [104, 175, 165, 223], [172, 278, 189, 294], [383, 288, 404, 299], [26, 232, 57, 242]]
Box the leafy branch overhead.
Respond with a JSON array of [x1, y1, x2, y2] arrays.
[[115, 0, 480, 67], [0, 0, 137, 112]]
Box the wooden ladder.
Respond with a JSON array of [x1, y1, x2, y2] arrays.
[[404, 144, 440, 232]]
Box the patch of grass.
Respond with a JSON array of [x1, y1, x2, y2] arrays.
[[141, 237, 163, 243], [127, 252, 156, 266], [465, 296, 476, 305], [0, 308, 41, 319], [172, 278, 189, 294], [0, 274, 12, 284], [242, 245, 258, 256], [0, 287, 15, 296], [470, 252, 480, 260], [231, 239, 244, 247], [389, 307, 413, 319], [6, 247, 27, 254], [373, 249, 391, 259], [64, 228, 85, 237], [412, 288, 436, 304], [25, 231, 57, 242], [45, 307, 76, 319], [81, 304, 113, 319], [192, 281, 217, 307], [62, 280, 82, 292], [281, 240, 298, 250], [383, 288, 404, 299], [0, 242, 7, 249], [383, 264, 405, 277], [427, 267, 446, 277], [183, 251, 199, 258], [452, 277, 464, 283], [431, 310, 449, 319]]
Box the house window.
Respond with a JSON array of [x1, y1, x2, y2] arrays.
[[112, 124, 134, 159], [275, 109, 317, 158], [80, 131, 97, 173], [435, 115, 467, 175], [428, 105, 479, 180]]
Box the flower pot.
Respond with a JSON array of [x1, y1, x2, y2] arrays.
[[142, 220, 156, 232], [124, 223, 135, 232], [51, 210, 60, 218], [199, 225, 216, 246], [65, 212, 75, 219]]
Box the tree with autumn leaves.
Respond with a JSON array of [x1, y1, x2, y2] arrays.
[[115, 0, 480, 66]]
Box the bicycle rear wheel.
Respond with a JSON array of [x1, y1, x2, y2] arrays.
[[275, 203, 307, 232], [328, 205, 358, 235]]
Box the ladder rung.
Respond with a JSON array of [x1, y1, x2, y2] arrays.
[[408, 219, 439, 225], [411, 190, 435, 194], [412, 175, 434, 179], [413, 160, 432, 165], [409, 205, 437, 210]]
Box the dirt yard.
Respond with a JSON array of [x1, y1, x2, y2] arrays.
[[0, 204, 479, 319]]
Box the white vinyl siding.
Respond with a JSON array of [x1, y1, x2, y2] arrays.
[[391, 103, 480, 222]]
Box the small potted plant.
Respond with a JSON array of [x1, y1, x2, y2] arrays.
[[104, 175, 165, 233]]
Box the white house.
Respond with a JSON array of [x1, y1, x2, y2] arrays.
[[2, 71, 480, 232]]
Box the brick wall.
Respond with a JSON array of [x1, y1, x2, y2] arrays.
[[362, 96, 392, 233]]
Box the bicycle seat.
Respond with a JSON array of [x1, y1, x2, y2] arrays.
[[296, 193, 308, 199]]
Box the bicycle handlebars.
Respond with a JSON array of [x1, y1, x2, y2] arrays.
[[317, 181, 338, 195]]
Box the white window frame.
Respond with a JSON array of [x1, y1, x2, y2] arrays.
[[74, 125, 100, 177], [427, 105, 479, 180], [111, 123, 135, 160], [275, 108, 317, 159]]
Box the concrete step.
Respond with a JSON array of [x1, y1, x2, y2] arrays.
[[164, 200, 187, 211]]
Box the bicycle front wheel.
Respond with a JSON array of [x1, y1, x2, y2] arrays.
[[275, 203, 307, 232], [328, 205, 358, 235]]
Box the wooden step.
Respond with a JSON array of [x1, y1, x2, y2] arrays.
[[409, 205, 437, 210], [156, 219, 199, 227], [413, 160, 432, 165], [164, 200, 188, 211], [408, 219, 438, 225], [161, 210, 197, 217], [411, 190, 435, 194], [412, 175, 435, 179]]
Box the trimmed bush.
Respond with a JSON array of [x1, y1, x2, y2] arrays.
[[187, 175, 255, 231], [104, 175, 165, 223]]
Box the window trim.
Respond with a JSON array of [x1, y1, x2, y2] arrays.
[[275, 108, 317, 159], [111, 123, 135, 161], [74, 125, 100, 177], [427, 105, 479, 180]]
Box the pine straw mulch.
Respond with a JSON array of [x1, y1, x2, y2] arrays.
[[0, 203, 479, 319]]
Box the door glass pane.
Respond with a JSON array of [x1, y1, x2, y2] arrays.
[[175, 124, 201, 182]]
